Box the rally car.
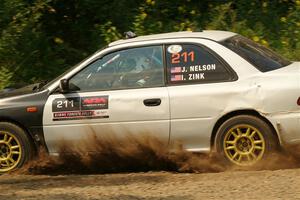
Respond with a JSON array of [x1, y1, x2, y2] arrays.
[[0, 30, 299, 173]]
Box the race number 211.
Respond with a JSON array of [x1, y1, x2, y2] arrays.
[[52, 97, 80, 112], [171, 51, 195, 64]]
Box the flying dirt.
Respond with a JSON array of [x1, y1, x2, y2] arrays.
[[16, 134, 300, 175], [17, 134, 225, 175]]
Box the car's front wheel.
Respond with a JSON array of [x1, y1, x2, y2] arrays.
[[0, 122, 33, 173], [216, 115, 277, 167]]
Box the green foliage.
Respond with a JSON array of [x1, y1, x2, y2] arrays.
[[97, 21, 122, 44], [0, 66, 13, 88], [0, 0, 299, 89]]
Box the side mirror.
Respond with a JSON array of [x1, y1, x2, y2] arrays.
[[59, 79, 70, 93]]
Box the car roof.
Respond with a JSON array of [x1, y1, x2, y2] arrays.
[[108, 30, 237, 47]]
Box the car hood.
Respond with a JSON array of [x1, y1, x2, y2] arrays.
[[0, 83, 40, 99]]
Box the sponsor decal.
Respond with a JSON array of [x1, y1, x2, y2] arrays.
[[53, 110, 109, 121], [81, 96, 108, 110], [167, 45, 182, 54], [52, 96, 109, 121]]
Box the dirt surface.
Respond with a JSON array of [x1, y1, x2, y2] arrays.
[[2, 136, 300, 200], [1, 168, 300, 200]]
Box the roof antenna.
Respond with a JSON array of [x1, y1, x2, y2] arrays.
[[124, 31, 137, 39]]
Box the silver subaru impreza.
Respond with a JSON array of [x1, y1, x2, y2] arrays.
[[0, 30, 299, 173]]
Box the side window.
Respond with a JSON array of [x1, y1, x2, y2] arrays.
[[69, 46, 164, 91], [166, 44, 234, 84]]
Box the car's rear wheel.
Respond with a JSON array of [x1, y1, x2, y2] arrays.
[[216, 115, 277, 167], [0, 122, 33, 173]]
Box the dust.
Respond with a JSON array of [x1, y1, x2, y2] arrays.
[[15, 134, 300, 175], [258, 144, 300, 170], [228, 144, 300, 171], [17, 134, 224, 175]]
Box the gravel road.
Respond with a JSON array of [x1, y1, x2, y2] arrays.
[[1, 168, 300, 200]]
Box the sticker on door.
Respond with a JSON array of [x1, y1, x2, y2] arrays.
[[52, 96, 109, 121]]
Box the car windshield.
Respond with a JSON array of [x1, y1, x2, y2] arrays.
[[221, 35, 291, 72]]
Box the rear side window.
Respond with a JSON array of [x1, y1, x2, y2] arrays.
[[166, 44, 235, 84], [221, 35, 291, 72]]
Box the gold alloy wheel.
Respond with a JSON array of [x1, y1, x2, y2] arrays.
[[223, 124, 266, 166], [0, 131, 22, 172]]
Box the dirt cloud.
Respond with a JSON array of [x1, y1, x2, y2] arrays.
[[17, 134, 224, 175], [15, 133, 300, 175]]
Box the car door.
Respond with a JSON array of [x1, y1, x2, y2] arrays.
[[43, 45, 170, 153], [165, 43, 238, 151]]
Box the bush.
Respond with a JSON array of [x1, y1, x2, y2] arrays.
[[0, 0, 299, 89]]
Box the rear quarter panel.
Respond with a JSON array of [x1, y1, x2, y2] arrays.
[[256, 63, 300, 144]]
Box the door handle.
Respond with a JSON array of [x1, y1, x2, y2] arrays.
[[143, 98, 161, 106]]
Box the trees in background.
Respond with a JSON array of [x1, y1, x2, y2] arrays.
[[0, 0, 299, 88]]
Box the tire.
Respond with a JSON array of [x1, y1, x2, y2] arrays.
[[0, 122, 33, 173], [215, 115, 277, 167]]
